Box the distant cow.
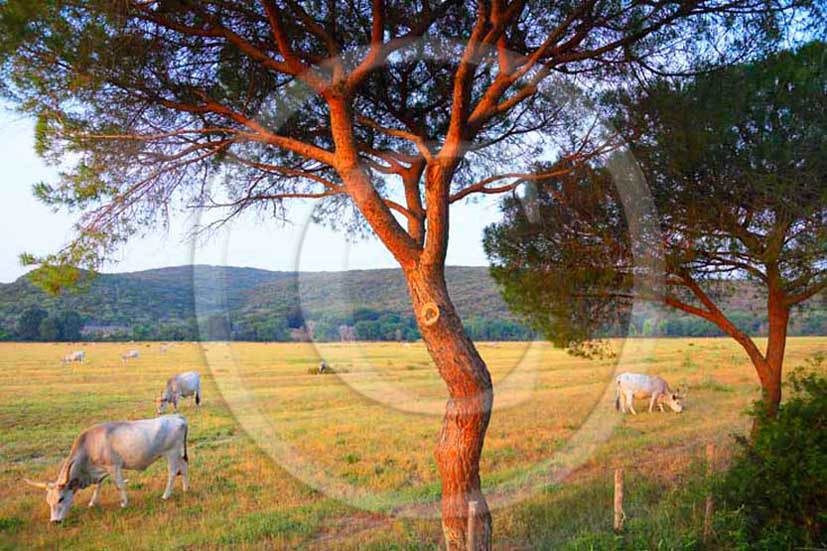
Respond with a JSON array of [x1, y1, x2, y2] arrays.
[[62, 351, 85, 365], [121, 350, 140, 363], [23, 415, 189, 523], [160, 344, 169, 354], [318, 361, 330, 374], [156, 371, 201, 414], [615, 373, 685, 414]]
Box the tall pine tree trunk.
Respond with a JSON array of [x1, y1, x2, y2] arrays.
[[709, 281, 791, 436], [329, 103, 493, 548], [405, 263, 493, 551], [763, 288, 790, 417]]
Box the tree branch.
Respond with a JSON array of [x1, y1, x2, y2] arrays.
[[677, 272, 769, 373], [449, 166, 574, 203], [328, 98, 421, 267], [356, 114, 434, 161], [785, 278, 827, 307]]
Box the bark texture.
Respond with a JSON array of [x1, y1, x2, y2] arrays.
[[405, 264, 494, 551], [762, 286, 790, 417]]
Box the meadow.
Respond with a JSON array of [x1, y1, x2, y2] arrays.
[[1, 338, 825, 550]]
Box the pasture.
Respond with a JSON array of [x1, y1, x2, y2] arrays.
[[0, 338, 824, 550]]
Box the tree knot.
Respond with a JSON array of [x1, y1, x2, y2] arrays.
[[421, 301, 441, 326]]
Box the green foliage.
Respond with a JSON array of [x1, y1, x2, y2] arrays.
[[15, 307, 46, 341], [20, 260, 87, 296], [485, 43, 827, 352], [714, 369, 827, 548], [58, 310, 82, 341], [0, 266, 526, 342], [4, 265, 827, 342], [463, 317, 534, 341], [37, 315, 62, 341], [203, 314, 232, 341], [484, 164, 634, 352], [255, 318, 290, 341], [285, 305, 304, 329], [34, 310, 83, 341]]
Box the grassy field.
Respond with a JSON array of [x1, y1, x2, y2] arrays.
[[1, 338, 825, 550]]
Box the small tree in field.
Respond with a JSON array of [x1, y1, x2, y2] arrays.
[[485, 42, 827, 422], [0, 1, 813, 548]]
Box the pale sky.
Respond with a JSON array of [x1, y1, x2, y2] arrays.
[[0, 109, 502, 284]]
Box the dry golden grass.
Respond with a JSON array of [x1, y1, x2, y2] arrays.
[[0, 338, 824, 549]]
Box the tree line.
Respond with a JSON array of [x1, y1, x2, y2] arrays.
[[8, 304, 827, 343], [8, 307, 83, 342]]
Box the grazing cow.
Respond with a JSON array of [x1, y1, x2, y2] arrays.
[[23, 415, 189, 523], [62, 351, 85, 364], [615, 372, 685, 414], [318, 361, 330, 374], [121, 349, 140, 363], [156, 371, 201, 414]]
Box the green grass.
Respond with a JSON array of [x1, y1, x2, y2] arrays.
[[0, 338, 824, 549]]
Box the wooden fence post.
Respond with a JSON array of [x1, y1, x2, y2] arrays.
[[614, 468, 625, 532], [467, 500, 478, 551], [703, 443, 715, 542]]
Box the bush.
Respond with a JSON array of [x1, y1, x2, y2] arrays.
[[714, 369, 827, 548]]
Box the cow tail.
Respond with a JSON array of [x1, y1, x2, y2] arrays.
[[615, 379, 621, 411], [196, 389, 201, 406], [182, 424, 189, 463]]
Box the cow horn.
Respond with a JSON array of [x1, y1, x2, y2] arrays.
[[23, 478, 49, 490], [57, 459, 75, 486]]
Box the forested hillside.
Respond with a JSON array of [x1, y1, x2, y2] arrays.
[[0, 265, 825, 341]]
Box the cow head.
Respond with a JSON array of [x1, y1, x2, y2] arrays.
[[24, 469, 79, 523], [662, 392, 685, 413], [155, 394, 170, 414]]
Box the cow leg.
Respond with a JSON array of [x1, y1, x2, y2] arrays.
[[649, 394, 657, 413], [658, 403, 665, 412], [162, 457, 176, 500], [113, 467, 128, 508], [179, 454, 189, 492], [627, 393, 638, 415], [88, 482, 103, 508]]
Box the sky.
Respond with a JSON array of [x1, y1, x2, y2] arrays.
[[0, 110, 502, 284]]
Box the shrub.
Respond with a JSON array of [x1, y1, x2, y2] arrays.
[[305, 365, 348, 375], [714, 369, 827, 548]]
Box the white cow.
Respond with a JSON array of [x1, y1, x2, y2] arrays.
[[24, 415, 189, 523], [615, 372, 685, 414], [62, 351, 85, 364], [156, 371, 201, 414], [121, 349, 140, 363]]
